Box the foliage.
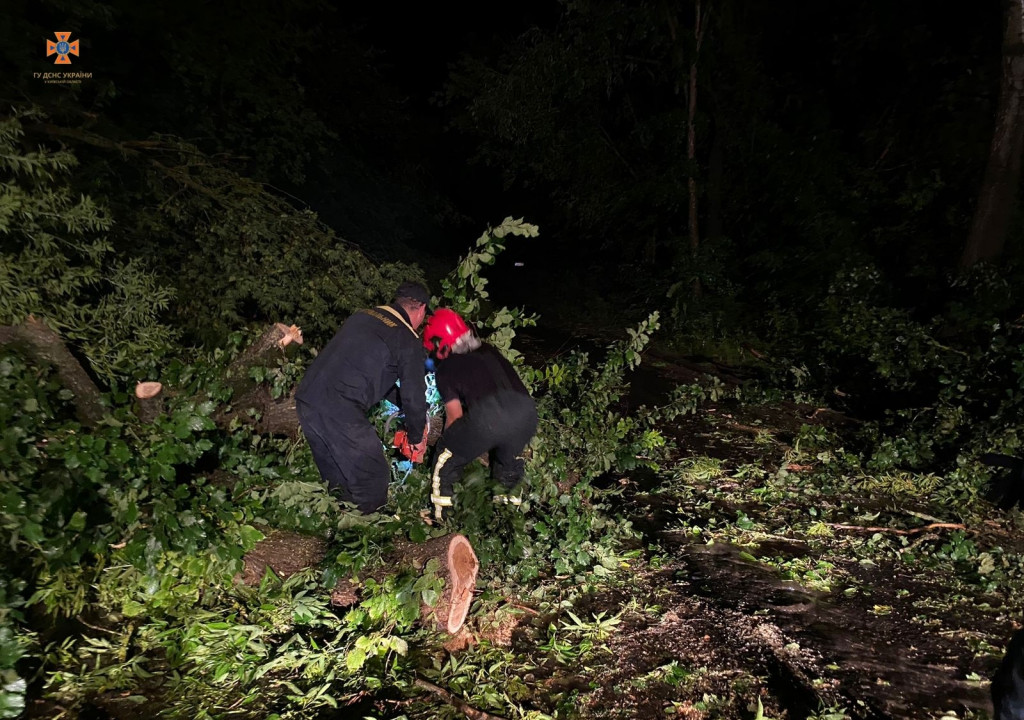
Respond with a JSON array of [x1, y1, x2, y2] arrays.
[[0, 113, 177, 380], [436, 215, 540, 360], [69, 127, 418, 348], [0, 215, 732, 718], [778, 262, 1024, 473]]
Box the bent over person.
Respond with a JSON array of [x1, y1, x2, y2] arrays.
[[423, 309, 538, 521], [295, 282, 431, 513]]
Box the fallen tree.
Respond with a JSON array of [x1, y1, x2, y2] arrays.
[[12, 316, 449, 451], [0, 315, 105, 426], [213, 322, 304, 437], [238, 530, 479, 634]]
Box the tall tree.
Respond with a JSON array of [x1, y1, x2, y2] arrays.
[[962, 0, 1024, 268], [665, 0, 708, 297]]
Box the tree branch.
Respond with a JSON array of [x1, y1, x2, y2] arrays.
[[0, 316, 104, 426], [413, 678, 507, 720], [826, 522, 966, 536]]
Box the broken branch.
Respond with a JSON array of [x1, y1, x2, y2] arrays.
[[413, 678, 507, 720], [826, 522, 966, 536]]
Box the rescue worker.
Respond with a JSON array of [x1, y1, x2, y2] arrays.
[[296, 282, 431, 514], [423, 308, 538, 521]]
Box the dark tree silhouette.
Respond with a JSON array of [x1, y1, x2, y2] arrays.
[[962, 0, 1024, 268]]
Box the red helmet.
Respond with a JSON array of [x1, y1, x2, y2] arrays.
[[423, 308, 470, 358]]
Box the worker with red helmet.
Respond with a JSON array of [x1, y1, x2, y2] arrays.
[[422, 308, 538, 522]]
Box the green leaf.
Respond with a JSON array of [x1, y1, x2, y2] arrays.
[[121, 600, 147, 617], [20, 522, 44, 544], [188, 415, 214, 432], [238, 525, 265, 547], [0, 677, 26, 719], [110, 440, 131, 464], [345, 647, 367, 672], [67, 510, 87, 532]]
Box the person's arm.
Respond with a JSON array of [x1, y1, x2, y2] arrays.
[[444, 398, 463, 429], [397, 337, 428, 443]]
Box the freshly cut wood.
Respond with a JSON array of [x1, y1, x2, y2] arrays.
[[134, 381, 164, 423], [0, 316, 104, 426], [394, 534, 479, 634], [238, 530, 479, 634], [136, 381, 163, 398], [224, 323, 303, 401]]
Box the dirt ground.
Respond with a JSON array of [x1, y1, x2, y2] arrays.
[[508, 331, 1013, 719], [576, 406, 1005, 718]]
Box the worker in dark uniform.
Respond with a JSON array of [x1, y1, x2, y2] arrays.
[[422, 308, 538, 522], [296, 282, 431, 513], [993, 627, 1024, 720]]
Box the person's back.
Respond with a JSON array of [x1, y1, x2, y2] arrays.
[[434, 342, 529, 413], [994, 628, 1024, 719], [298, 307, 422, 417]]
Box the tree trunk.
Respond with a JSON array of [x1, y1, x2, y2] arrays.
[[237, 530, 329, 585], [224, 323, 303, 400], [687, 0, 704, 299], [134, 382, 164, 423], [707, 117, 725, 244], [202, 323, 303, 437], [393, 534, 480, 633], [0, 316, 104, 426], [665, 0, 708, 299], [962, 0, 1024, 268], [238, 530, 479, 634]]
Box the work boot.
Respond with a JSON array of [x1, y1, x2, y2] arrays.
[[427, 494, 452, 524], [492, 483, 524, 507]]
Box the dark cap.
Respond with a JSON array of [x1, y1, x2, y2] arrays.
[[394, 281, 431, 308]]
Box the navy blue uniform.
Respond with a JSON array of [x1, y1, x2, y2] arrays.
[[430, 343, 537, 519], [296, 304, 426, 513], [994, 628, 1024, 720]]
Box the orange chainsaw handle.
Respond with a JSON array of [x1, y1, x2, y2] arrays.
[[392, 429, 426, 463]]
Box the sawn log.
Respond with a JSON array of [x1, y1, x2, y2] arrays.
[[238, 530, 479, 634]]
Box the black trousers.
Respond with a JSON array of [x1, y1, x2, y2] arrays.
[[430, 391, 538, 517], [296, 399, 390, 514]]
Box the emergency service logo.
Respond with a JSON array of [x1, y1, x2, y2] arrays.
[[36, 32, 91, 85], [46, 32, 80, 64]]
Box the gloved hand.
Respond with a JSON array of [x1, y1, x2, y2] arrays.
[[492, 492, 523, 507]]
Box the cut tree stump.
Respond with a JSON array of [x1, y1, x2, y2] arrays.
[[394, 534, 480, 634], [238, 530, 479, 634], [134, 382, 164, 423]]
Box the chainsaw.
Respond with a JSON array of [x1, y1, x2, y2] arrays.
[[392, 429, 426, 463]]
